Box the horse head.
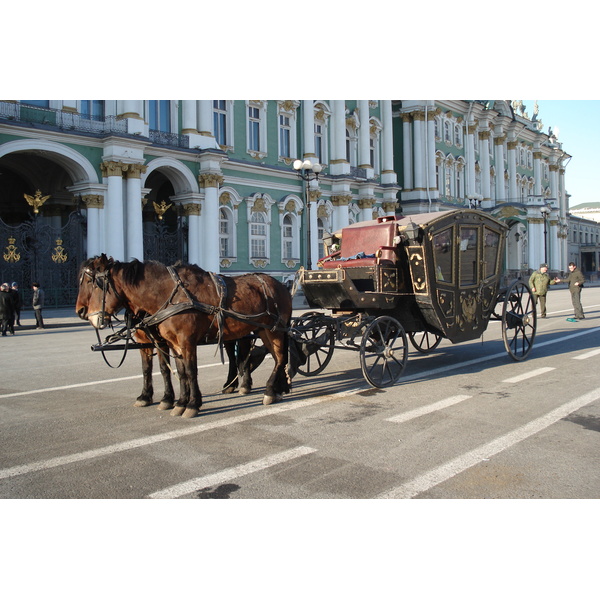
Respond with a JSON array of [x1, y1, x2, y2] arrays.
[[76, 254, 123, 329]]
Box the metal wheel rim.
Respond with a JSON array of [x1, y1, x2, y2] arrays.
[[359, 316, 408, 388], [408, 330, 443, 354], [292, 311, 335, 376], [502, 281, 537, 361]]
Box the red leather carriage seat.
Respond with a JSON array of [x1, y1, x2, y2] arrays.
[[320, 218, 398, 268]]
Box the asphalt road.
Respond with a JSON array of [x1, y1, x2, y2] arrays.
[[2, 287, 599, 500], [2, 287, 599, 598]]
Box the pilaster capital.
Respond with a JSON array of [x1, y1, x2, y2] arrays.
[[494, 135, 506, 145], [100, 160, 129, 178], [507, 140, 518, 150], [533, 151, 543, 160], [82, 194, 104, 209], [468, 124, 478, 135], [358, 197, 375, 209], [382, 201, 398, 212], [125, 163, 148, 179], [331, 194, 352, 206], [478, 130, 491, 140], [549, 164, 559, 172], [181, 203, 201, 216], [308, 189, 322, 203], [198, 173, 224, 188]]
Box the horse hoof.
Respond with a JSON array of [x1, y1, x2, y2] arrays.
[[182, 408, 199, 419], [171, 405, 186, 417], [239, 386, 251, 396], [222, 385, 237, 394], [134, 399, 152, 407], [157, 401, 174, 411], [263, 394, 281, 406]]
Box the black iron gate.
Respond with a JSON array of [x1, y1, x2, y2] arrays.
[[143, 216, 186, 265], [0, 211, 86, 307]]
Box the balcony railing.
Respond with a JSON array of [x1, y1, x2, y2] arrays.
[[0, 101, 128, 135]]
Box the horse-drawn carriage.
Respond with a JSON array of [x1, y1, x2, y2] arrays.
[[292, 208, 536, 387], [76, 208, 536, 417]]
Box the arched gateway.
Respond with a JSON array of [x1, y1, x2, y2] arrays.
[[0, 140, 97, 306]]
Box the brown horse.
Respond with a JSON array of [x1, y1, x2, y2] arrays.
[[76, 259, 262, 407], [77, 255, 292, 418]]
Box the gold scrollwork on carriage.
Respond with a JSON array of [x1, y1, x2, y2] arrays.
[[51, 239, 68, 263], [3, 237, 20, 263]]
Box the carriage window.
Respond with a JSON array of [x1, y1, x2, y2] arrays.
[[459, 227, 478, 286], [483, 228, 500, 279], [433, 228, 453, 283]]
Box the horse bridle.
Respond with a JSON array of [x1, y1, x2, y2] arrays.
[[80, 265, 125, 326]]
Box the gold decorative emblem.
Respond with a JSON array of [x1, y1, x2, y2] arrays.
[[3, 237, 20, 263], [24, 190, 51, 214], [153, 200, 172, 220], [51, 239, 68, 263]]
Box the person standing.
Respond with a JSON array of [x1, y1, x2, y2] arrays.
[[32, 282, 45, 329], [9, 282, 22, 327], [0, 282, 15, 336], [528, 263, 551, 318], [552, 262, 585, 321]]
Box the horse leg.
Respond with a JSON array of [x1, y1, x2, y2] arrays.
[[182, 346, 202, 419], [170, 356, 190, 417], [134, 348, 154, 407], [157, 344, 175, 411], [237, 338, 254, 395], [259, 331, 290, 406], [222, 341, 239, 393]]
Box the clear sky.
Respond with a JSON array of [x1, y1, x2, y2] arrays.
[[526, 101, 600, 209]]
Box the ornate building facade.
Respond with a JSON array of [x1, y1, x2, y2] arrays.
[[1, 99, 594, 305], [394, 100, 576, 278]]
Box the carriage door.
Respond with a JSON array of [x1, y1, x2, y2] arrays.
[[457, 224, 482, 330]]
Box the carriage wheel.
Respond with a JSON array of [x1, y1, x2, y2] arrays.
[[359, 316, 408, 388], [408, 331, 443, 354], [291, 311, 335, 376], [501, 280, 537, 361]]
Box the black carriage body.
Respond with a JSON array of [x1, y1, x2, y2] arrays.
[[300, 209, 507, 344]]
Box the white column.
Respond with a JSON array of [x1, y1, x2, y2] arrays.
[[302, 100, 315, 159], [82, 195, 103, 257], [358, 100, 371, 168], [182, 203, 202, 266], [413, 112, 424, 191], [480, 132, 491, 203], [402, 113, 413, 191], [101, 161, 126, 261], [426, 111, 437, 196], [125, 164, 145, 261], [494, 137, 506, 201], [330, 100, 349, 176], [466, 123, 476, 198], [308, 186, 320, 269], [199, 173, 222, 273], [381, 100, 396, 185], [198, 100, 212, 136], [182, 100, 198, 134], [533, 150, 542, 196], [507, 140, 518, 201]]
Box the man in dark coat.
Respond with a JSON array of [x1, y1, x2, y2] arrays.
[[9, 282, 22, 327], [552, 262, 585, 321], [32, 282, 45, 329], [0, 282, 15, 336]]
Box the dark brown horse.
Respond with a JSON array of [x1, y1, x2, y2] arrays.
[[76, 255, 292, 418]]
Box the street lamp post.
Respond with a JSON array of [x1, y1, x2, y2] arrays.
[[293, 158, 322, 269], [540, 204, 551, 265]]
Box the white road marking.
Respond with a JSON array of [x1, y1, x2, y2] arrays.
[[572, 348, 600, 360], [386, 395, 472, 424], [0, 362, 224, 399], [0, 388, 364, 481], [502, 367, 555, 384], [148, 446, 317, 499], [378, 386, 600, 499]]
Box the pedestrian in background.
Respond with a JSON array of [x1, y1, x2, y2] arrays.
[[9, 282, 22, 327], [528, 263, 551, 318], [552, 262, 585, 321], [0, 282, 15, 336], [32, 282, 45, 329]]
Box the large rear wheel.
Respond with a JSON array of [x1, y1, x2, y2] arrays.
[[290, 311, 335, 376], [359, 316, 408, 388], [501, 281, 536, 361]]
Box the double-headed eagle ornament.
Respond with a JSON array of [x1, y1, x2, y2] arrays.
[[24, 190, 51, 214]]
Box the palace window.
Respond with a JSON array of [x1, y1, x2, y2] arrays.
[[80, 100, 104, 120], [219, 207, 234, 258], [250, 211, 267, 258], [148, 100, 171, 132], [282, 213, 296, 260], [277, 101, 299, 160], [213, 100, 229, 147], [246, 101, 267, 157]]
